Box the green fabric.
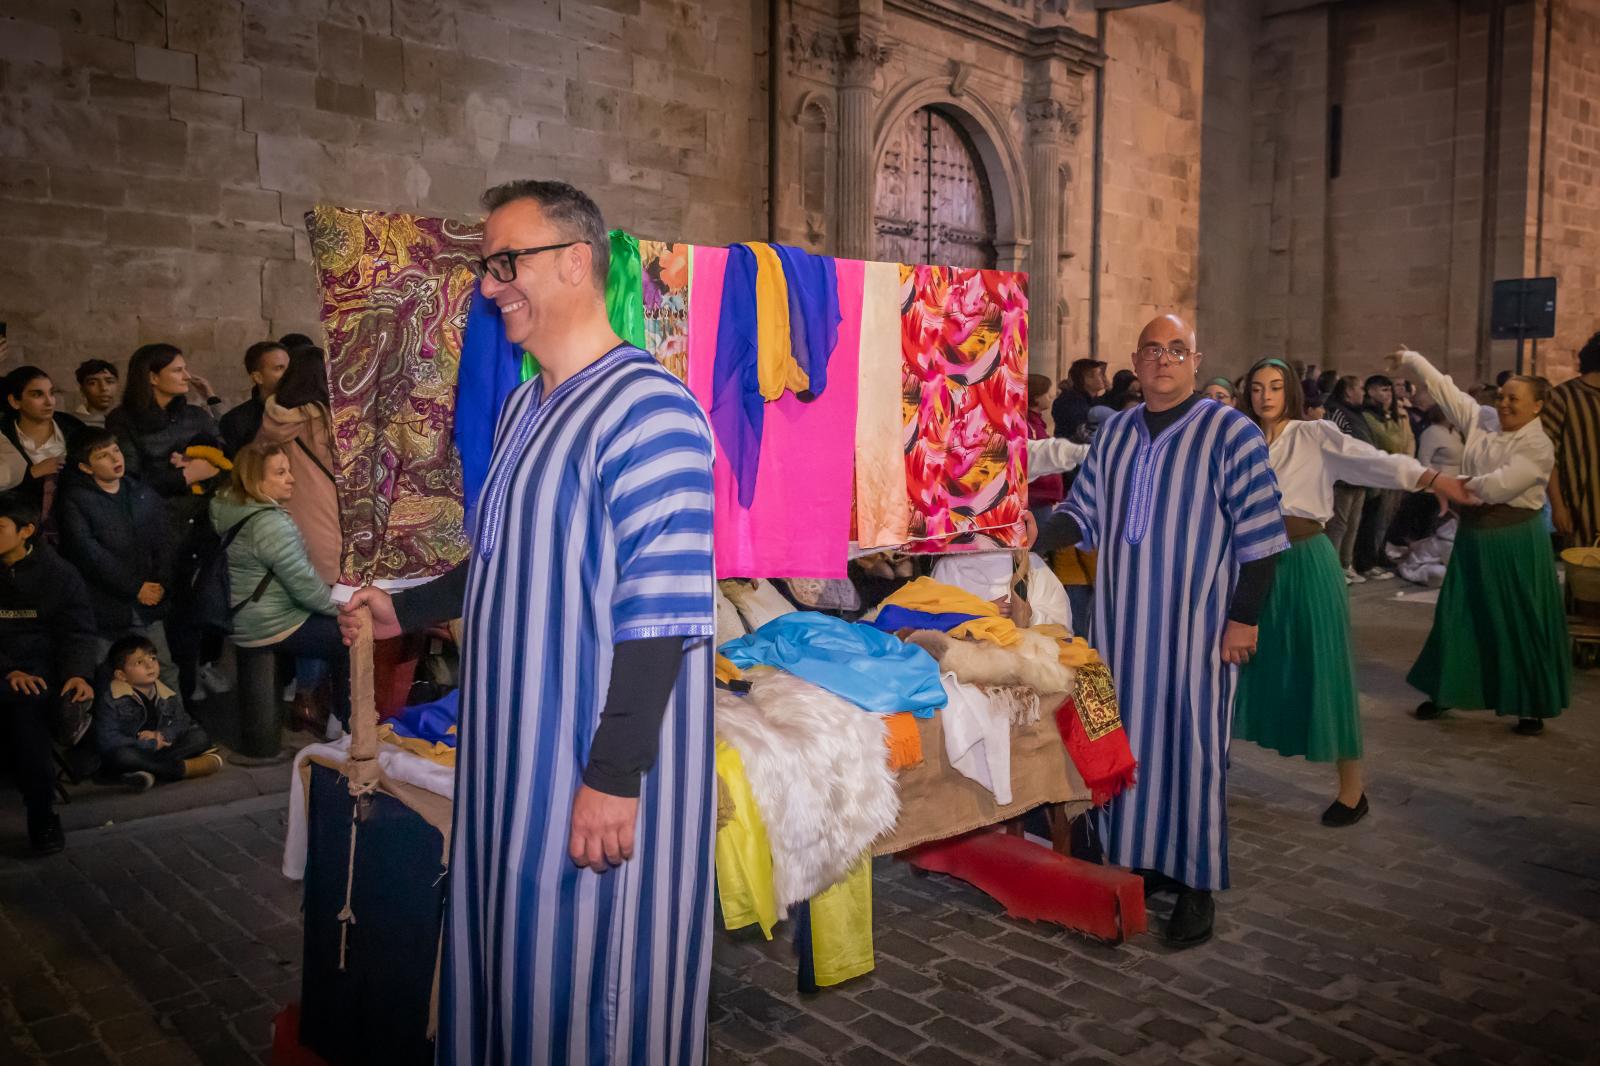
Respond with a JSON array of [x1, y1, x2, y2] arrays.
[[1408, 515, 1571, 718], [1234, 534, 1362, 762], [604, 229, 646, 349], [520, 351, 538, 383], [210, 494, 336, 645]]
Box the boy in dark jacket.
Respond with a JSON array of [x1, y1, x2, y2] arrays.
[[94, 635, 219, 791], [0, 492, 96, 854], [57, 430, 180, 692]]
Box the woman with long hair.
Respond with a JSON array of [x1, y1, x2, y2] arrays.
[[108, 344, 224, 496], [1232, 358, 1475, 825], [1390, 348, 1570, 736], [107, 344, 230, 702], [254, 347, 340, 584], [212, 442, 348, 729]]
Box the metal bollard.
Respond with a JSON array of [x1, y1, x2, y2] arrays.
[[234, 645, 283, 758]]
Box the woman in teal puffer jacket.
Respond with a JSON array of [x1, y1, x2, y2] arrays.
[[210, 442, 349, 726]]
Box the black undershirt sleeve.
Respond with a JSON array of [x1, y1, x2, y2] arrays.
[[392, 562, 469, 632], [1032, 510, 1084, 555], [582, 636, 687, 798], [1227, 554, 1279, 626]]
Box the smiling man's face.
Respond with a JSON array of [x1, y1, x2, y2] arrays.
[[479, 198, 587, 349]]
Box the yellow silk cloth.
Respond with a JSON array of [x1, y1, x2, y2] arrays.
[[876, 576, 1023, 647], [746, 242, 809, 400]]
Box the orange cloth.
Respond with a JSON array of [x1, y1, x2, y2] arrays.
[[715, 654, 745, 685], [883, 713, 923, 771]]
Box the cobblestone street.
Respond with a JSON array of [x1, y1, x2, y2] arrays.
[[1, 583, 1596, 1065]]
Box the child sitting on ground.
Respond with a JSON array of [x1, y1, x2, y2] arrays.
[[94, 635, 221, 792]]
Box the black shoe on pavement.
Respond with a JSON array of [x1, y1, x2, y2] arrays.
[[27, 813, 64, 856], [1321, 793, 1369, 827], [1414, 700, 1444, 720], [1164, 888, 1214, 949], [1513, 718, 1544, 736]]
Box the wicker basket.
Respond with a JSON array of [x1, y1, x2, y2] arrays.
[[1562, 540, 1600, 605]]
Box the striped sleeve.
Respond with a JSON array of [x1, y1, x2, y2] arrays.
[[598, 375, 717, 644], [1057, 430, 1105, 550], [1540, 385, 1568, 456], [1220, 415, 1290, 564]]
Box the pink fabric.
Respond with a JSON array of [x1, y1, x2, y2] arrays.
[[687, 246, 861, 578]]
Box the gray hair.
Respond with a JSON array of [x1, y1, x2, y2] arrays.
[[480, 179, 610, 287]]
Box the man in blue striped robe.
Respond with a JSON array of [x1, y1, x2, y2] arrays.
[[1031, 314, 1289, 948], [345, 180, 716, 1064]]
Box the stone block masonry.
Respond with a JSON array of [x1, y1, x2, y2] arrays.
[[0, 0, 763, 402]]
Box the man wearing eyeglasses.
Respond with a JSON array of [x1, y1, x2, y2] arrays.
[[1028, 314, 1289, 948], [340, 181, 717, 1065]]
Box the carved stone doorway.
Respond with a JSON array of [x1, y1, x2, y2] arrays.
[[873, 106, 998, 268]]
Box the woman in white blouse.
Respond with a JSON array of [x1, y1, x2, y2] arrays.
[[1389, 348, 1571, 736], [1232, 359, 1475, 827]]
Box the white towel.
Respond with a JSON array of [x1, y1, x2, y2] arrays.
[[281, 736, 456, 880], [939, 672, 1013, 805]]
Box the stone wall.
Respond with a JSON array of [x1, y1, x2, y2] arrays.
[[0, 0, 763, 401], [1194, 0, 1257, 376], [1092, 0, 1206, 368], [1244, 0, 1539, 385], [1525, 0, 1600, 381]]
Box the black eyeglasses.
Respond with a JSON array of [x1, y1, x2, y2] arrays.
[[1135, 344, 1198, 365], [473, 241, 587, 282]]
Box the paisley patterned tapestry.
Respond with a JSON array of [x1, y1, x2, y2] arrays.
[[900, 265, 1029, 553], [640, 239, 691, 382], [305, 205, 474, 586]]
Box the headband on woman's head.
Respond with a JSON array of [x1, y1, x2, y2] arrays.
[[1253, 357, 1292, 373], [1206, 377, 1234, 393]]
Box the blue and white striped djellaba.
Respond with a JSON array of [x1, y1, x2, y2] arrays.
[[1057, 399, 1289, 891], [441, 345, 718, 1066]]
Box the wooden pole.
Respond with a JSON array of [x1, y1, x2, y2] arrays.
[[346, 603, 379, 798]]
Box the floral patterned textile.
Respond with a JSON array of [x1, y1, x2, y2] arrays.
[[641, 239, 691, 382], [305, 206, 473, 585], [900, 265, 1029, 553]]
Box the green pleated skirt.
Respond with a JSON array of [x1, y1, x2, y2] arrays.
[[1234, 534, 1362, 762], [1408, 513, 1570, 718]]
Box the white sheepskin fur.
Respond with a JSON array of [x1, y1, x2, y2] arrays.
[[905, 629, 1078, 698], [714, 674, 900, 912]]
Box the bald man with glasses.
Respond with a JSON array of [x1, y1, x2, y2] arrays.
[[1029, 314, 1289, 947]]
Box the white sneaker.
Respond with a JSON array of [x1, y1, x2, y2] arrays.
[[1363, 568, 1396, 581], [1345, 567, 1366, 584], [198, 663, 233, 695], [122, 771, 155, 793]]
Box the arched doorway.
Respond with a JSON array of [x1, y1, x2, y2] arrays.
[[873, 106, 998, 268]]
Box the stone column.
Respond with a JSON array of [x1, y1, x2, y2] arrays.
[[836, 31, 888, 260], [1026, 99, 1078, 378]]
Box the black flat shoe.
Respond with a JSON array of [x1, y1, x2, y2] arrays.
[[1513, 718, 1544, 736], [1164, 888, 1214, 949], [27, 813, 64, 856], [1321, 794, 1369, 827], [1414, 700, 1444, 720]]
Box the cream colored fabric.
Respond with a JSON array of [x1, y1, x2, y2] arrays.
[[854, 260, 911, 548]]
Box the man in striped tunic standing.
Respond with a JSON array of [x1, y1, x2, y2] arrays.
[[344, 181, 717, 1064], [1029, 314, 1289, 948], [1544, 329, 1600, 550]]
